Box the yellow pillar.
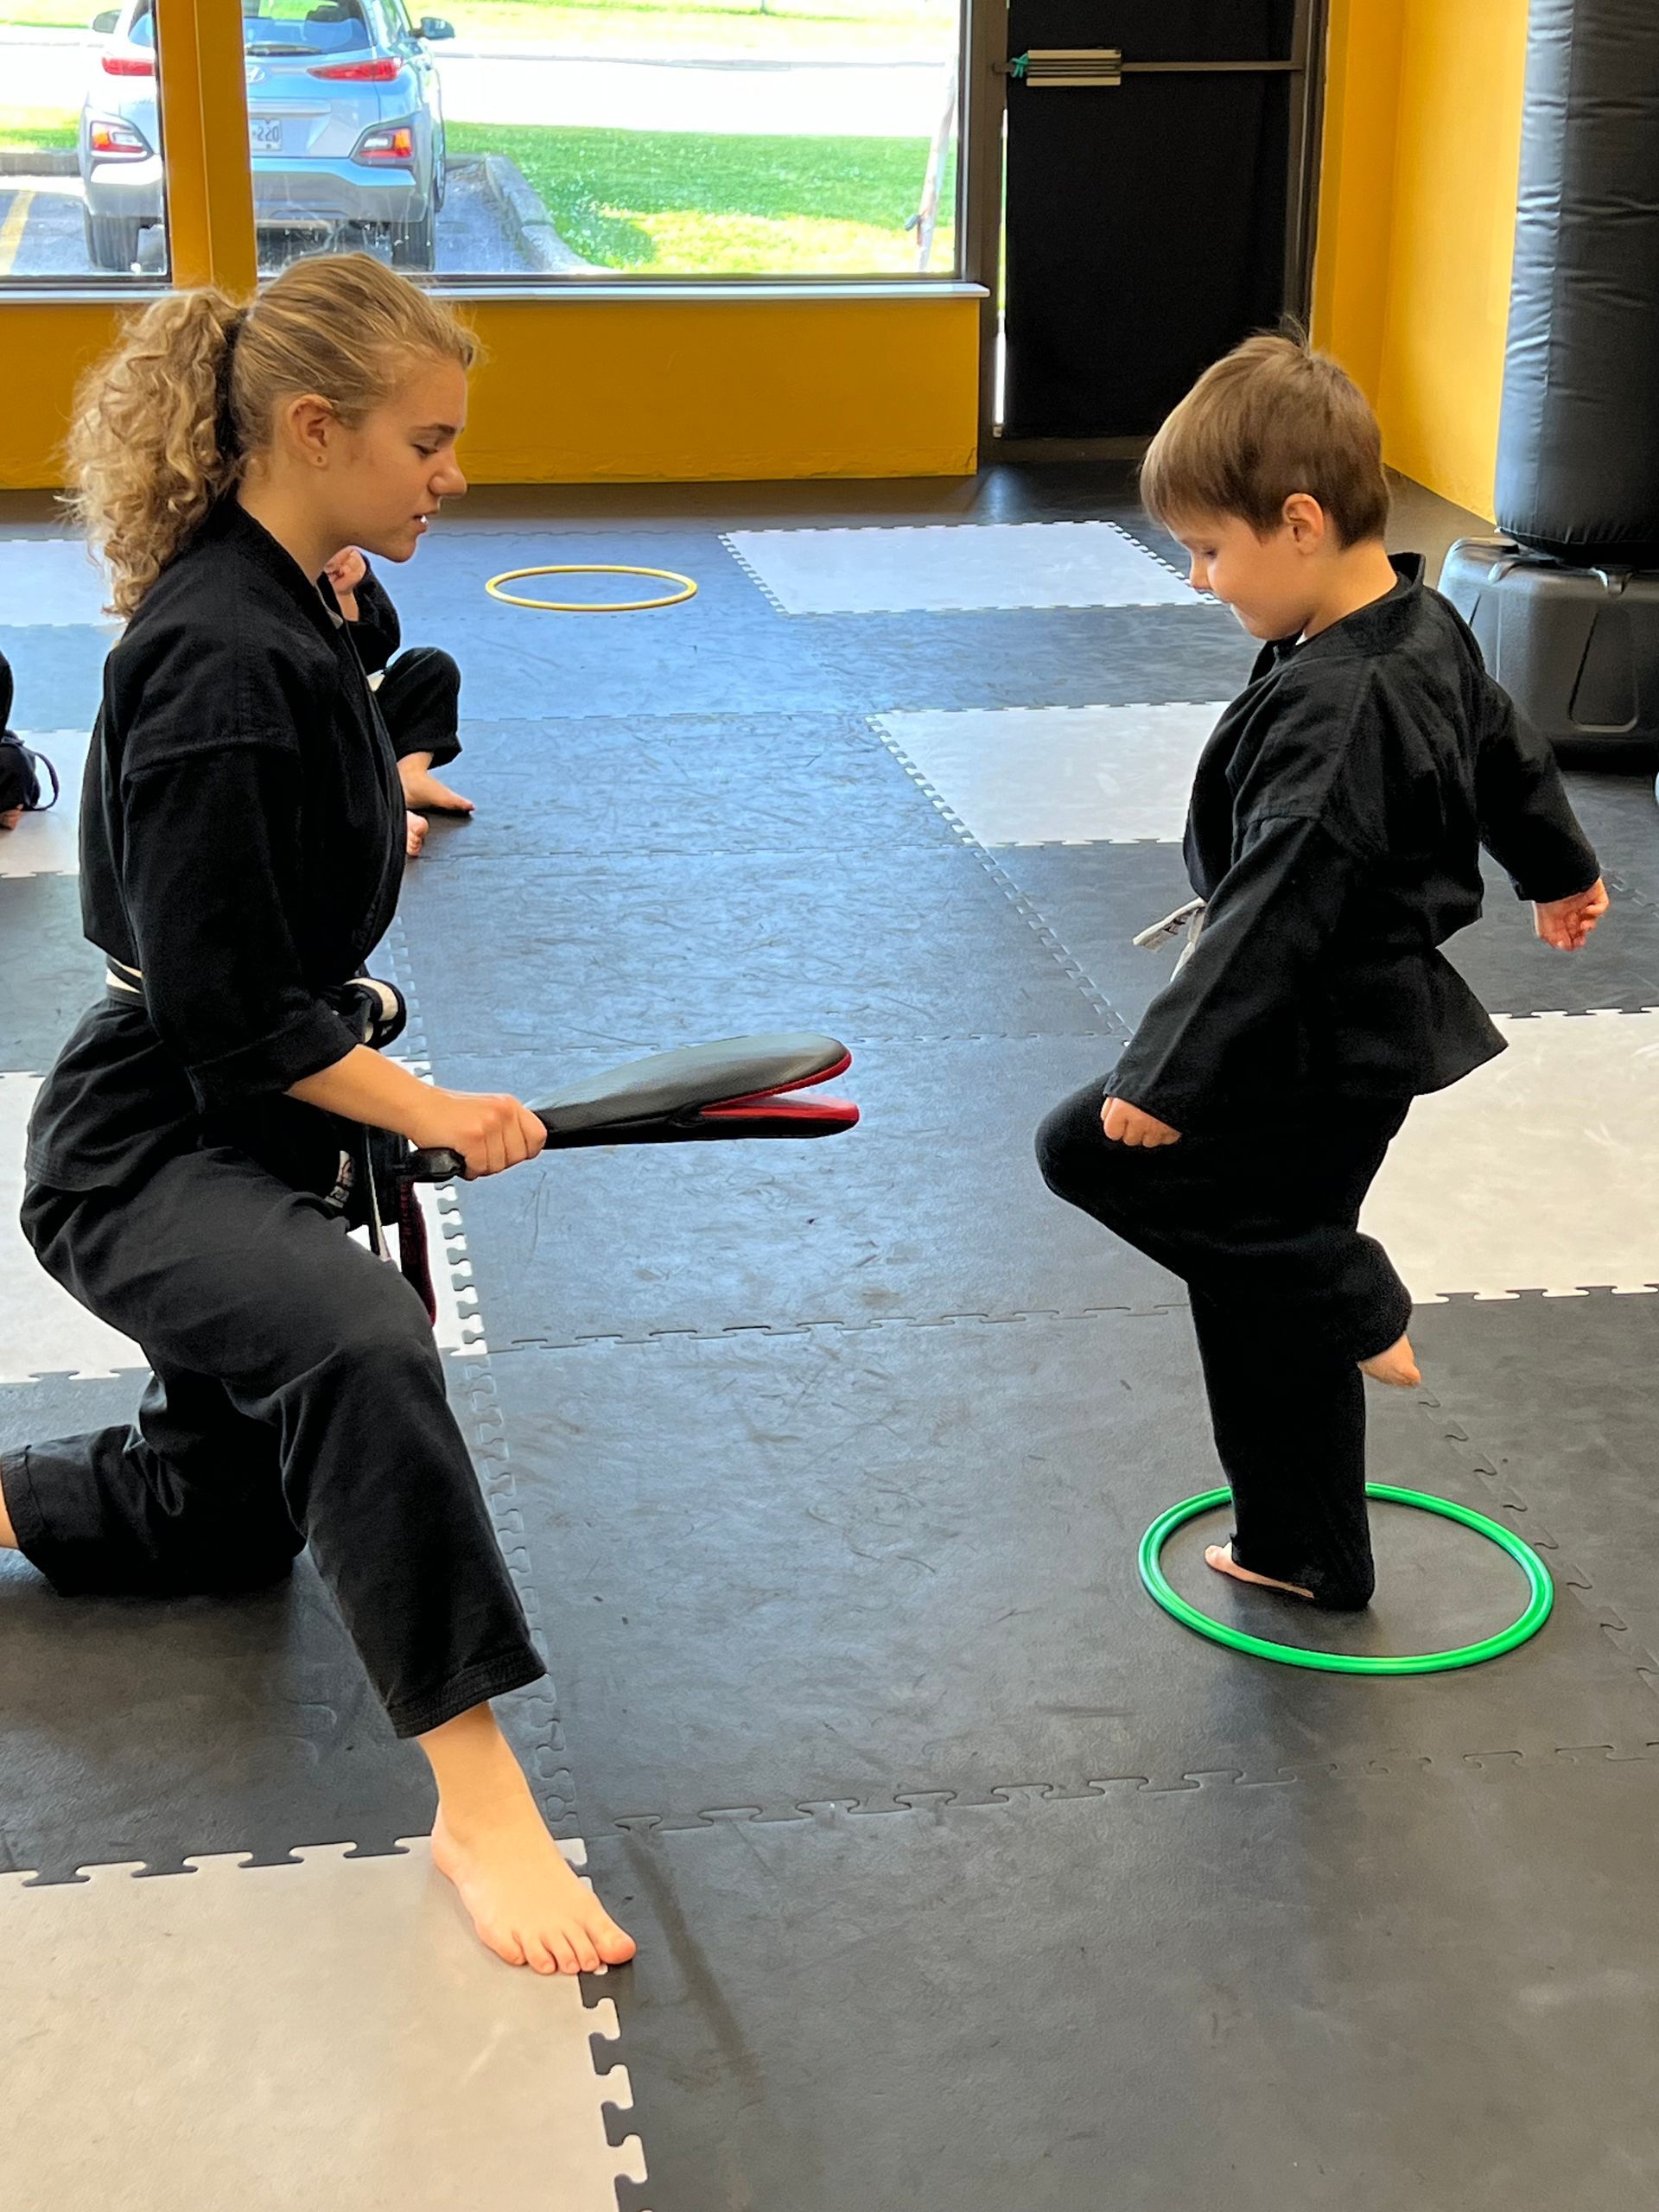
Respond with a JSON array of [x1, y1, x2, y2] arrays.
[[156, 0, 257, 296]]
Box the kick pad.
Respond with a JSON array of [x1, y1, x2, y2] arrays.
[[2, 1838, 645, 2212], [424, 1036, 1173, 1344]]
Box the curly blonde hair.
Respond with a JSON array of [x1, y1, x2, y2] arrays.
[[64, 253, 478, 619]]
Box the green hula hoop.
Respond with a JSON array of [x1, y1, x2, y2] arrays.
[[1138, 1483, 1553, 1675]]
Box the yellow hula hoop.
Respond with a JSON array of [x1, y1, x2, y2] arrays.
[[485, 563, 699, 613]]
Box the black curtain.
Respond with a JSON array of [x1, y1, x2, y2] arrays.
[[1003, 0, 1295, 438]]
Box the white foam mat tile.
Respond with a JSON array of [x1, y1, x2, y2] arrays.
[[1363, 1009, 1659, 1300], [724, 519, 1198, 614], [1, 1836, 647, 2212], [0, 1074, 144, 1382], [873, 700, 1226, 847], [0, 730, 89, 879], [0, 538, 117, 628]]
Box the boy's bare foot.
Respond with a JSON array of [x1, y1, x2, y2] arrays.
[[405, 809, 428, 858], [422, 1704, 636, 1976], [401, 765, 474, 816], [1205, 1542, 1314, 1600], [0, 806, 22, 832], [1359, 1332, 1421, 1389]]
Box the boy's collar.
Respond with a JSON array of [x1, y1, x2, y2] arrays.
[[1270, 551, 1425, 659]]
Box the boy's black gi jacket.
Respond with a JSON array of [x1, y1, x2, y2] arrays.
[[27, 498, 405, 1192], [1109, 559, 1600, 1132]]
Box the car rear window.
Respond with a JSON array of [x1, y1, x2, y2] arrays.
[[243, 2, 374, 57], [124, 0, 374, 55]]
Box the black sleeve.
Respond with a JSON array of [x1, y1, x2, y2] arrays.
[[120, 741, 360, 1112], [1108, 813, 1357, 1131], [1475, 679, 1599, 902], [350, 566, 402, 676]]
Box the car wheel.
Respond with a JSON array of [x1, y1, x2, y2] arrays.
[[390, 205, 436, 270], [82, 208, 143, 272], [431, 127, 447, 213]]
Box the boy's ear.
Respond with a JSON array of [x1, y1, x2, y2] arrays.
[[1281, 492, 1328, 548]]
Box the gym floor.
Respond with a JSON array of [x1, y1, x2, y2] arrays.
[[3, 465, 1659, 2209]]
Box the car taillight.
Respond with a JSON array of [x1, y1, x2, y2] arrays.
[[90, 118, 150, 157], [309, 57, 400, 81], [355, 125, 415, 163], [101, 53, 155, 75]]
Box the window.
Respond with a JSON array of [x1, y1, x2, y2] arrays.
[[238, 0, 963, 282], [0, 0, 172, 282]]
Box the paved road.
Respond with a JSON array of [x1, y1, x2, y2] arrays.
[[0, 161, 538, 280], [1, 26, 953, 137]]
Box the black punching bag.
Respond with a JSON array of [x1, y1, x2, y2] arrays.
[[1441, 0, 1659, 758], [1496, 0, 1659, 565]]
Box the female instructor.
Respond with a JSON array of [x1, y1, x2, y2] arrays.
[[0, 253, 634, 1980]]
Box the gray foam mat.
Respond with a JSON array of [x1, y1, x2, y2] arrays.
[[0, 873, 104, 1073], [0, 624, 111, 734], [1560, 771, 1659, 908], [397, 843, 1116, 1058], [480, 1311, 1659, 1833], [1412, 1291, 1659, 1663], [592, 1751, 1659, 2212], [0, 1363, 559, 1878], [798, 605, 1259, 715], [430, 1036, 1173, 1344], [416, 711, 963, 865]]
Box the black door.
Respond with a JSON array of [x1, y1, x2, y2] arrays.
[[1001, 0, 1316, 438]]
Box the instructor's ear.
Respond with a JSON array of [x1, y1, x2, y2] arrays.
[[280, 391, 340, 469]]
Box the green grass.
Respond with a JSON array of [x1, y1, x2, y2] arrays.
[[0, 0, 955, 60], [450, 119, 955, 273], [0, 104, 77, 149]]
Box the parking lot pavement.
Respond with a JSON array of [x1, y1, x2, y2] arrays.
[[0, 162, 540, 282]]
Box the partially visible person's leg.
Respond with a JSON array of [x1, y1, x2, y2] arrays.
[[378, 647, 471, 815], [6, 1153, 632, 1972], [1036, 1079, 1413, 1605], [1191, 1287, 1375, 1607]]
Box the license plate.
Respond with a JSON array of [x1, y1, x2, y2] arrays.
[[250, 118, 283, 155]]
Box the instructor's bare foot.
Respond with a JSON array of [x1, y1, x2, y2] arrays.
[[422, 1704, 635, 1975], [401, 766, 474, 816], [1359, 1332, 1421, 1389], [1205, 1543, 1314, 1600]]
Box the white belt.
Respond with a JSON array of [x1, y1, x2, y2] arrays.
[[106, 956, 143, 996]]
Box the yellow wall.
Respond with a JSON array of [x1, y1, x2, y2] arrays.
[[0, 290, 981, 493], [1314, 0, 1531, 518]]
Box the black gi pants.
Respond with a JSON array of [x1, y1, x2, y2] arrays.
[[1035, 1081, 1414, 1608], [376, 647, 462, 772], [0, 1147, 545, 1737]]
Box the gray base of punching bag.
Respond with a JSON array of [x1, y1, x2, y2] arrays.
[[1440, 539, 1659, 766]]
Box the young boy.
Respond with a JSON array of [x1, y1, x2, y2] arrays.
[[1035, 333, 1608, 1610], [321, 547, 473, 857]]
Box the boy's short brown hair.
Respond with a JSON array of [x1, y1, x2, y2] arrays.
[[1139, 331, 1389, 547]]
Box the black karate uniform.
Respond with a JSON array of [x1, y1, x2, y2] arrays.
[[2, 499, 543, 1737], [1036, 559, 1600, 1606], [327, 563, 463, 777]]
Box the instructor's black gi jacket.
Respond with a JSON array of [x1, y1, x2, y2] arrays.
[[1110, 560, 1600, 1131], [28, 499, 404, 1192]]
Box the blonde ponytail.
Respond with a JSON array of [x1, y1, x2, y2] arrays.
[[64, 253, 478, 620]]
